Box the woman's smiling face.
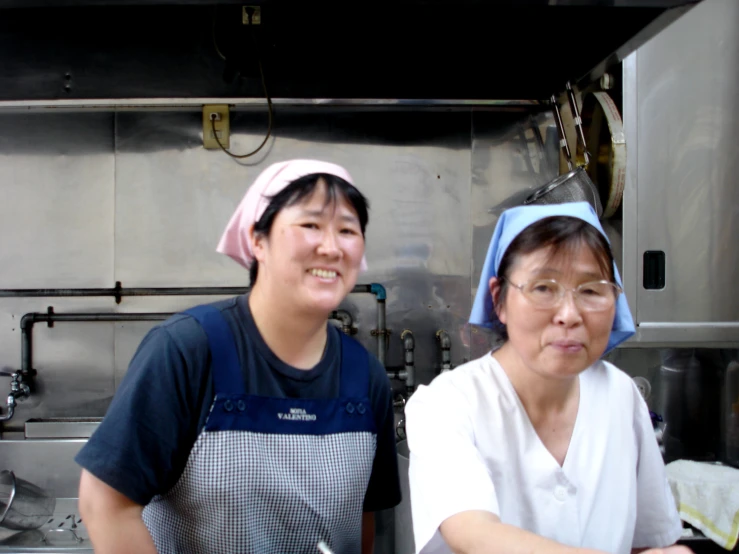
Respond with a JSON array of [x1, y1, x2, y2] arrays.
[[251, 178, 365, 315]]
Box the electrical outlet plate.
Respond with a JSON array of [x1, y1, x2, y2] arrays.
[[202, 104, 230, 150]]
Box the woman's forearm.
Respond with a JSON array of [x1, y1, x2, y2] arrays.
[[362, 512, 375, 554], [439, 511, 692, 554], [440, 510, 603, 554]]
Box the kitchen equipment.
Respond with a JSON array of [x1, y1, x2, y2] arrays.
[[632, 376, 652, 401], [24, 418, 102, 439], [654, 350, 722, 464], [633, 376, 667, 456], [580, 90, 626, 218], [524, 84, 603, 217], [720, 361, 739, 468], [0, 497, 90, 551], [0, 470, 56, 531]]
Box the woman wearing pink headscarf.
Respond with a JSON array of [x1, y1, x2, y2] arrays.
[[75, 160, 401, 554]]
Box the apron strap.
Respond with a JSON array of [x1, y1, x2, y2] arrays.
[[184, 305, 245, 396], [338, 332, 370, 398]]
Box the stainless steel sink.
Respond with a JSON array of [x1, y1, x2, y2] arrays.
[[0, 498, 92, 553], [23, 420, 101, 440]]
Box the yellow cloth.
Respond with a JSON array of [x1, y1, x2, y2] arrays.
[[666, 460, 739, 550]]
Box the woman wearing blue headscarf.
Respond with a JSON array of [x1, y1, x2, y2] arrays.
[[405, 203, 690, 554]]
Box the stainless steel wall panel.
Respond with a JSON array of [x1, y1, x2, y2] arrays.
[[0, 113, 116, 430], [0, 113, 114, 288], [628, 0, 739, 328], [469, 110, 560, 358]]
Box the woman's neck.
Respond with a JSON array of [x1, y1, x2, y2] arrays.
[[493, 342, 579, 416], [247, 285, 329, 370]]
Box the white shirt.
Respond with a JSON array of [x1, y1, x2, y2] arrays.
[[405, 354, 682, 554]]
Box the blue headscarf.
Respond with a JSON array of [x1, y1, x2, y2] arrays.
[[469, 202, 635, 354]]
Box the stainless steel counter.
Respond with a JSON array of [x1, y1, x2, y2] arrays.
[[0, 498, 92, 553]]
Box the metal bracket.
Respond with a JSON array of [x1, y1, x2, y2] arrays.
[[371, 328, 392, 350], [114, 281, 123, 304]]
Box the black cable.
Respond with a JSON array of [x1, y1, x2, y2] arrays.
[[212, 6, 226, 61], [211, 18, 273, 159]]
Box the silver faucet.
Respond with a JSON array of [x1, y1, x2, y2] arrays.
[[0, 369, 31, 422]]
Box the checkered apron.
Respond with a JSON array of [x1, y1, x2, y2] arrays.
[[142, 305, 377, 554]]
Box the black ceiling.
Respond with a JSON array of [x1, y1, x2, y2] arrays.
[[0, 1, 702, 101]]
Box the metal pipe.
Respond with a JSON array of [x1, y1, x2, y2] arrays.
[[436, 329, 453, 372], [20, 312, 172, 376], [361, 283, 387, 366], [12, 281, 390, 392], [8, 301, 387, 421], [0, 284, 250, 302], [21, 322, 32, 379], [329, 309, 353, 335], [401, 329, 415, 394], [0, 98, 545, 114], [0, 283, 383, 300], [373, 284, 387, 366], [21, 313, 171, 324], [376, 299, 387, 366], [386, 368, 408, 381]]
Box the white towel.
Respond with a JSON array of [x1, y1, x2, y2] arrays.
[[666, 460, 739, 550]]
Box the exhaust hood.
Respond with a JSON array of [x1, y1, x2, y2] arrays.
[[0, 0, 702, 102]]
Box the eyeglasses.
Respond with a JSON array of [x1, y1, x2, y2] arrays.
[[504, 278, 622, 312]]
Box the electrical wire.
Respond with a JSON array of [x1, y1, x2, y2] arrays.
[[211, 17, 273, 159], [212, 6, 226, 61]]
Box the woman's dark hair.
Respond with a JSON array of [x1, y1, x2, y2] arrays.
[[249, 173, 370, 284], [491, 216, 616, 340]]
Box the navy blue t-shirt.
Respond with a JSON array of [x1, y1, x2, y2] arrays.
[[75, 295, 401, 513]]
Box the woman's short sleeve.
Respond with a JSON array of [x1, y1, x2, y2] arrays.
[[406, 376, 499, 553], [631, 384, 684, 548]]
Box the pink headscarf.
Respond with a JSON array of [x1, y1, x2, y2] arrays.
[[217, 159, 368, 271]]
